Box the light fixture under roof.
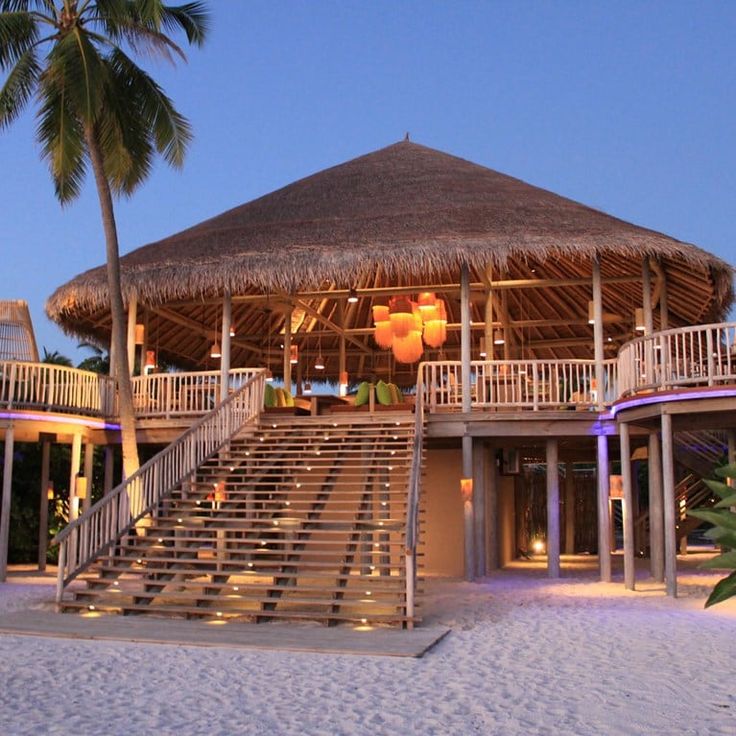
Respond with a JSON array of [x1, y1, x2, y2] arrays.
[[314, 353, 325, 371], [493, 330, 505, 346], [347, 287, 359, 304], [635, 307, 646, 332], [210, 340, 222, 359]]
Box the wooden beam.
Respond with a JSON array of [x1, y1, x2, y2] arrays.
[[294, 299, 373, 357]]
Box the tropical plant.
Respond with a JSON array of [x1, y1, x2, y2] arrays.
[[77, 341, 109, 374], [41, 347, 72, 366], [0, 1, 209, 481], [688, 463, 736, 607]]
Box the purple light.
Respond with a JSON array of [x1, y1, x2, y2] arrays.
[[0, 411, 120, 431], [611, 387, 736, 417]]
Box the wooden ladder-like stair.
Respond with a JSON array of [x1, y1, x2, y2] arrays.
[[62, 413, 424, 627]]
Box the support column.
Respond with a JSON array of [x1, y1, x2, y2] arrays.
[[620, 423, 635, 590], [83, 443, 94, 513], [546, 439, 560, 578], [462, 434, 475, 581], [642, 259, 654, 334], [283, 307, 292, 393], [484, 270, 494, 362], [649, 432, 665, 582], [69, 433, 82, 522], [661, 413, 678, 597], [103, 445, 115, 495], [597, 434, 611, 582], [486, 447, 499, 571], [564, 462, 576, 555], [0, 427, 15, 582], [472, 440, 486, 577], [460, 264, 472, 413], [38, 438, 51, 571], [220, 291, 232, 402], [126, 296, 138, 377], [728, 430, 736, 466], [592, 257, 605, 410], [658, 262, 669, 330]]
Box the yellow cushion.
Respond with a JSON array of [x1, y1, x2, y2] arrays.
[[283, 388, 295, 407], [355, 382, 371, 407], [389, 383, 403, 404]]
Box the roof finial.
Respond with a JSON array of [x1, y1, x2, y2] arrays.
[[404, 132, 410, 141]]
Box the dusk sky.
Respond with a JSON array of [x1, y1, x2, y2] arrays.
[[1, 1, 734, 361]]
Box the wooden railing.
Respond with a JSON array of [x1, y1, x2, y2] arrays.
[[0, 360, 116, 417], [618, 322, 736, 397], [404, 364, 425, 626], [421, 359, 618, 411], [130, 368, 261, 419], [52, 369, 266, 601]]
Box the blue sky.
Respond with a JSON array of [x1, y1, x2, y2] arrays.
[[1, 1, 734, 361]]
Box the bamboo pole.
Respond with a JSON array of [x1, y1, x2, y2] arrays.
[[461, 264, 472, 413], [126, 296, 137, 377], [473, 440, 486, 577], [486, 446, 499, 571], [68, 433, 82, 522], [592, 258, 605, 410], [220, 291, 232, 402]]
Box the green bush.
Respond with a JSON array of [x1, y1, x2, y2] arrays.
[[688, 463, 736, 607]]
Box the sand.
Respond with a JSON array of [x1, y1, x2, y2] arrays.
[[0, 557, 734, 736]]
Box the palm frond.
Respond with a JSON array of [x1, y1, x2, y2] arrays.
[[0, 46, 40, 128], [0, 10, 39, 69], [36, 75, 87, 202], [160, 2, 209, 47]]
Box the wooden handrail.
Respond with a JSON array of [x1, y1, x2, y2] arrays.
[[0, 360, 116, 416], [618, 322, 736, 397], [404, 365, 426, 623], [52, 369, 266, 602]]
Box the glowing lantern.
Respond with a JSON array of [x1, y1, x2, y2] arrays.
[[416, 292, 437, 320], [423, 298, 447, 348], [392, 331, 423, 363], [134, 323, 145, 345], [289, 344, 299, 364], [372, 305, 389, 323], [389, 296, 415, 338], [144, 350, 157, 370], [460, 478, 473, 502], [374, 321, 393, 349]]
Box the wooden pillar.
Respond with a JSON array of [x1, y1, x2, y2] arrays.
[[728, 430, 736, 466], [661, 413, 678, 597], [103, 445, 115, 495], [473, 440, 486, 577], [38, 438, 51, 571], [648, 432, 665, 582], [460, 264, 472, 413], [597, 433, 611, 582], [658, 262, 669, 330], [462, 434, 475, 581], [592, 257, 605, 410], [220, 291, 232, 402], [283, 307, 292, 393], [546, 438, 560, 578], [564, 462, 576, 554], [126, 295, 137, 377], [486, 447, 499, 571], [68, 433, 82, 522], [83, 442, 94, 513], [484, 274, 494, 362], [620, 423, 635, 590], [642, 259, 654, 334], [0, 427, 15, 582]]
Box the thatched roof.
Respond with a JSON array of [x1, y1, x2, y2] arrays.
[[46, 140, 733, 378]]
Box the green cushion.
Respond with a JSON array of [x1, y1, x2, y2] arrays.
[[355, 381, 370, 407], [389, 383, 403, 405], [264, 383, 276, 408], [376, 380, 392, 406], [283, 388, 295, 407]]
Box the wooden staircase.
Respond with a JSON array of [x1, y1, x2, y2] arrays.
[[61, 413, 424, 627]]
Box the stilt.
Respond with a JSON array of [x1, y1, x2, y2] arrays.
[[546, 439, 560, 578], [620, 423, 635, 590], [38, 438, 51, 571], [83, 442, 94, 513], [69, 433, 82, 522], [462, 434, 475, 581], [486, 447, 499, 571], [597, 434, 611, 582], [0, 427, 15, 582], [472, 440, 486, 577], [564, 461, 576, 554], [661, 413, 678, 597], [649, 432, 664, 582]]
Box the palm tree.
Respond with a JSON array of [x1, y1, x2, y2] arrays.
[[42, 347, 72, 366], [0, 2, 209, 480], [77, 341, 109, 374]]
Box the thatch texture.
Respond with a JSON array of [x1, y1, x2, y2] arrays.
[[45, 141, 733, 378]]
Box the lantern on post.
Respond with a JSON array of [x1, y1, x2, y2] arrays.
[[460, 477, 473, 502], [75, 475, 88, 500]]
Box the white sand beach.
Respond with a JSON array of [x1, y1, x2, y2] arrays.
[[1, 558, 734, 736]]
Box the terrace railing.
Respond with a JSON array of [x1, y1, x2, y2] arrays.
[[617, 322, 736, 397], [421, 359, 618, 412], [52, 369, 266, 601], [130, 368, 261, 419], [0, 360, 116, 417]]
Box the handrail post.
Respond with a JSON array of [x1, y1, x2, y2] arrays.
[[706, 329, 715, 386]]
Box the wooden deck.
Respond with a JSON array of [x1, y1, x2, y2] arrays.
[[0, 609, 448, 658]]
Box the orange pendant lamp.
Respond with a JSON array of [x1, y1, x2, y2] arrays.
[[423, 298, 447, 348], [372, 305, 393, 349], [389, 296, 415, 338], [392, 310, 424, 363]]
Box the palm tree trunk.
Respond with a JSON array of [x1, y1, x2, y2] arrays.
[[85, 126, 140, 481]]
